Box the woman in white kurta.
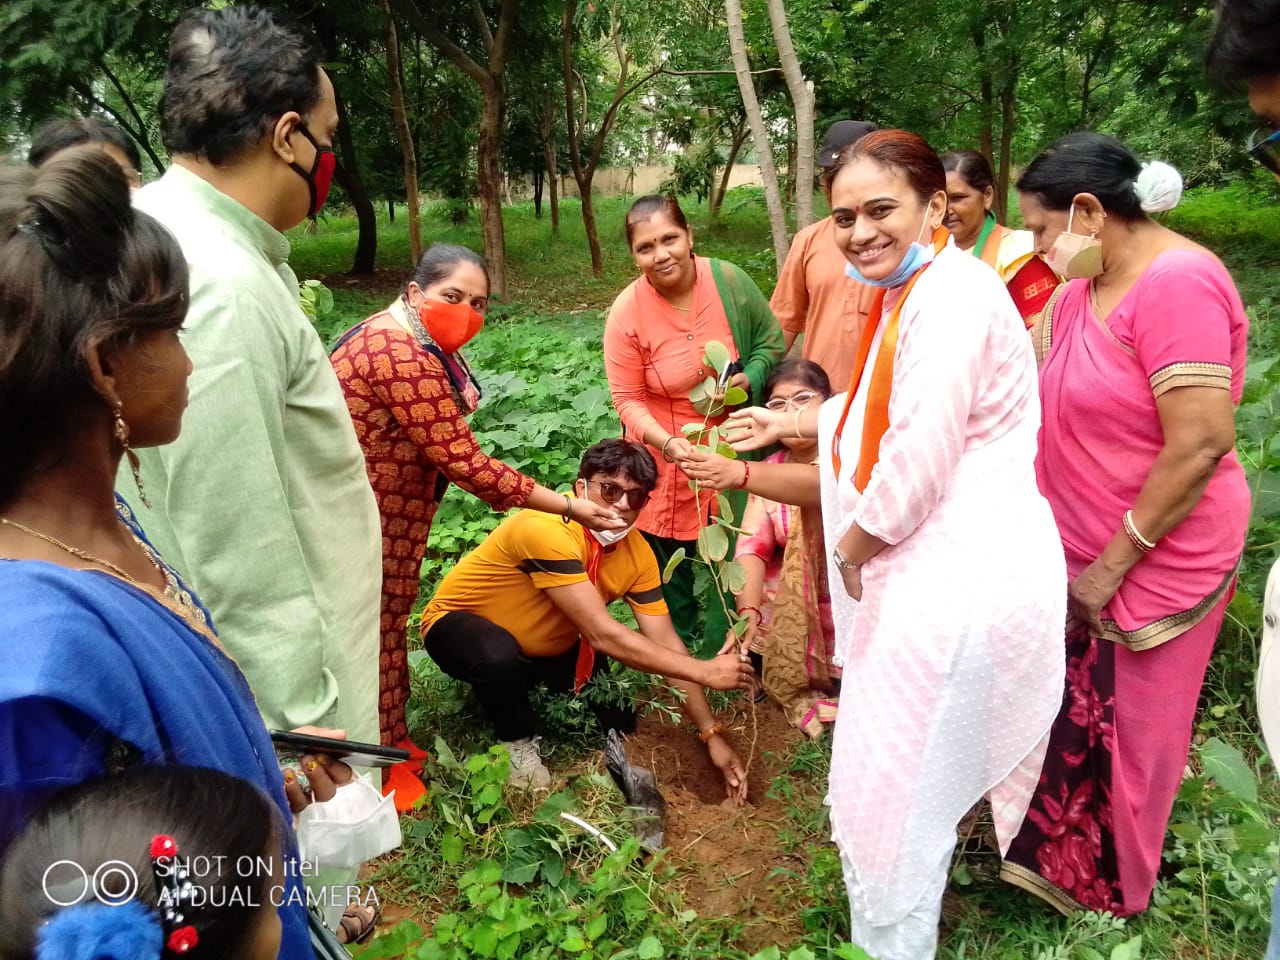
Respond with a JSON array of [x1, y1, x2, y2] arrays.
[[726, 130, 1066, 960]]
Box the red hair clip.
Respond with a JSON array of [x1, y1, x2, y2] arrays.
[[150, 834, 200, 955]]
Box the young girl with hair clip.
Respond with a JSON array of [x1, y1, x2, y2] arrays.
[[0, 767, 282, 960], [681, 358, 840, 737]]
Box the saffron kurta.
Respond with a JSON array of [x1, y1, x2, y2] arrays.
[[127, 166, 383, 745], [817, 244, 1065, 960], [331, 300, 535, 744], [770, 216, 879, 392]]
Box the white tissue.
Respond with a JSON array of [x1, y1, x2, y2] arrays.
[[296, 775, 402, 869]]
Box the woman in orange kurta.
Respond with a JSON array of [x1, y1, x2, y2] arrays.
[[603, 196, 784, 654], [331, 244, 622, 807]]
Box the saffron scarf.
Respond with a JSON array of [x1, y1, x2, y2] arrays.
[[830, 227, 950, 490], [573, 533, 606, 693]]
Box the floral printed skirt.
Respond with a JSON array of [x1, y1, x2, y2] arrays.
[[1000, 597, 1227, 915]]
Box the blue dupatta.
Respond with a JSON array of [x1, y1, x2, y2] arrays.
[[0, 507, 312, 959]]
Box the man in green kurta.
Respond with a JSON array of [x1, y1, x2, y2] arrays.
[[121, 6, 381, 746]]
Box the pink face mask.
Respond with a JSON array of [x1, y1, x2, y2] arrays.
[[1045, 206, 1104, 279]]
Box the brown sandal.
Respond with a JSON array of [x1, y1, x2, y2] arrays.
[[337, 903, 381, 945]]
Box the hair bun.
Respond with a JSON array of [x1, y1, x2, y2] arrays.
[[35, 902, 163, 960], [25, 147, 134, 281], [1133, 160, 1183, 213]]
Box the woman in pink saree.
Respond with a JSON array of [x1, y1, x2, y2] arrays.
[[1001, 132, 1250, 916]]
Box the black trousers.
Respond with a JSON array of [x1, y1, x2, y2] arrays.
[[423, 611, 635, 741]]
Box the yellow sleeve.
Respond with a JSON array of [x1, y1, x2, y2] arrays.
[[622, 534, 669, 617], [507, 512, 591, 591]]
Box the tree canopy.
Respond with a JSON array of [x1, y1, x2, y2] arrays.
[[0, 0, 1252, 278]]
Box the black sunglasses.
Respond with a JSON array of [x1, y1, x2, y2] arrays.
[[587, 479, 651, 509]]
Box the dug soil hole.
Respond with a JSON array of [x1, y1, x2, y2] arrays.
[[622, 700, 818, 953]]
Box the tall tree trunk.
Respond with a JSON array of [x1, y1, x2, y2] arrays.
[[562, 0, 661, 273], [765, 0, 815, 229], [539, 88, 561, 235], [330, 84, 377, 274], [384, 0, 514, 297], [710, 119, 749, 224], [476, 76, 507, 294], [996, 76, 1017, 223], [725, 0, 789, 272], [383, 2, 422, 265], [544, 137, 560, 234], [971, 26, 995, 168], [533, 166, 544, 216]]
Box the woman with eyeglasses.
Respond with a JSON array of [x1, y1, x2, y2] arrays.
[[603, 195, 784, 656], [331, 243, 625, 808], [682, 359, 839, 737], [1000, 133, 1250, 918]]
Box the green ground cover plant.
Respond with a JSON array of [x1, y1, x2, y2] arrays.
[[294, 181, 1280, 959]]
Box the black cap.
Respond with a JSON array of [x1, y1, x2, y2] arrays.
[[817, 120, 879, 168]]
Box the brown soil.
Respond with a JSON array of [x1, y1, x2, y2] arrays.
[[365, 700, 823, 953], [618, 700, 814, 954]]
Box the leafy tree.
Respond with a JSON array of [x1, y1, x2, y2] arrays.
[[385, 0, 523, 298], [562, 0, 666, 274], [0, 0, 178, 170]]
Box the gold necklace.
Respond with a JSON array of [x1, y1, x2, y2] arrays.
[[0, 517, 139, 583]]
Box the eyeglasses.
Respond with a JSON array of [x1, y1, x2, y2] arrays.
[[1247, 127, 1280, 175], [587, 479, 651, 509], [765, 391, 819, 412], [121, 168, 144, 189]]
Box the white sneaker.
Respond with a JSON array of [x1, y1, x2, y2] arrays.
[[500, 736, 551, 789]]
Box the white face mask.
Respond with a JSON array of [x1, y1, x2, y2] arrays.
[[589, 525, 634, 546], [576, 479, 636, 546]]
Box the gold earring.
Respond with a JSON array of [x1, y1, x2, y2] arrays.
[[113, 405, 150, 509]]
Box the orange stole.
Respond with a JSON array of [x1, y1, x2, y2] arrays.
[[573, 533, 605, 693], [830, 228, 950, 491]]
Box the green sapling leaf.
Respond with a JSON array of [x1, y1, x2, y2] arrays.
[[662, 547, 686, 583]]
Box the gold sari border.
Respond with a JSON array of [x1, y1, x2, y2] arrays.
[[1097, 561, 1238, 652], [1032, 284, 1066, 366], [1149, 362, 1231, 397], [999, 861, 1086, 917]]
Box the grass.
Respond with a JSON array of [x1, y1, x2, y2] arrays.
[[292, 180, 1280, 959]]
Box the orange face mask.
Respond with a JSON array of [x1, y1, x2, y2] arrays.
[[418, 299, 484, 353]]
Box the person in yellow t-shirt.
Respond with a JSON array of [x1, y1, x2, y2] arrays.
[[421, 439, 752, 798]]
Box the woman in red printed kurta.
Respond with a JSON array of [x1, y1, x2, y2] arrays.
[[331, 244, 623, 807]]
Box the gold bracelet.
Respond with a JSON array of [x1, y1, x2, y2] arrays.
[[1122, 510, 1156, 552], [793, 408, 804, 438], [698, 721, 727, 743]]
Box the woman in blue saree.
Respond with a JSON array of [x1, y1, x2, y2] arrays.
[[0, 149, 333, 959]]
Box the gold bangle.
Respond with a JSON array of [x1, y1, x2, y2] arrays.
[[698, 721, 727, 743], [793, 408, 804, 438], [1122, 509, 1156, 552], [661, 436, 677, 463]]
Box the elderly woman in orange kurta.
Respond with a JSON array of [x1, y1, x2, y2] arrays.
[[603, 196, 785, 654], [331, 243, 623, 808]]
